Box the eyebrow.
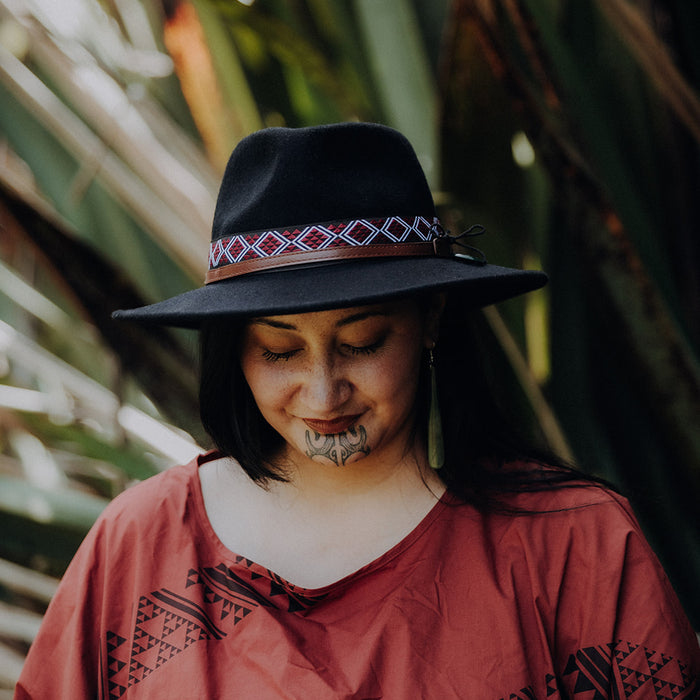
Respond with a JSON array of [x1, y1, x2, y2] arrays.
[[252, 309, 390, 331], [336, 309, 389, 327]]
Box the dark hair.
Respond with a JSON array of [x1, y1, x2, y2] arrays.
[[199, 317, 287, 482], [422, 295, 609, 509], [199, 295, 610, 507]]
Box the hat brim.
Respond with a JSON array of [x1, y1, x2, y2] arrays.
[[112, 257, 547, 329]]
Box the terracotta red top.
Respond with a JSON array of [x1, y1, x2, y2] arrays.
[[15, 454, 700, 699]]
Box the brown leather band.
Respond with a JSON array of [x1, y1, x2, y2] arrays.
[[205, 238, 452, 284]]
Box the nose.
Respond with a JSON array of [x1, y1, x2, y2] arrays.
[[300, 355, 351, 414]]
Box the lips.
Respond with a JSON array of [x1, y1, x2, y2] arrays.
[[302, 414, 363, 435]]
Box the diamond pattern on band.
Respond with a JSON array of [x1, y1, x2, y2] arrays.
[[208, 216, 438, 271]]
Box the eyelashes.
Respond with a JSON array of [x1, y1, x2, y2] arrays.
[[262, 349, 298, 362], [262, 338, 385, 363], [344, 339, 383, 356]]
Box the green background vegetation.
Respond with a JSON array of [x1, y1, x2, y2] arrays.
[[0, 0, 698, 689]]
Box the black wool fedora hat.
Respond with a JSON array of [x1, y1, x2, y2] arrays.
[[113, 122, 547, 328]]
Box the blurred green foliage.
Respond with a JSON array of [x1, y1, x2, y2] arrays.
[[0, 0, 698, 684]]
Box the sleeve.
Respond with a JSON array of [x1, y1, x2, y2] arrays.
[[549, 492, 700, 698], [13, 462, 196, 699], [14, 516, 109, 699]]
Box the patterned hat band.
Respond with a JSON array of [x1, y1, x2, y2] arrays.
[[205, 215, 453, 284]]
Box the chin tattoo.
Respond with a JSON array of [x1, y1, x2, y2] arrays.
[[304, 425, 370, 466]]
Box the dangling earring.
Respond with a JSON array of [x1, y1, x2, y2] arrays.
[[428, 346, 444, 470]]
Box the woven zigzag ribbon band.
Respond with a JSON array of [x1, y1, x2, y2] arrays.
[[205, 215, 447, 283]]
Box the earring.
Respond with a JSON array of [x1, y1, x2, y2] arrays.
[[428, 347, 444, 470]]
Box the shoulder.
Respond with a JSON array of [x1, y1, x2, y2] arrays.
[[503, 486, 644, 562], [89, 456, 201, 541], [457, 469, 690, 628], [57, 454, 210, 589], [484, 459, 635, 520], [450, 459, 636, 525], [486, 470, 644, 552], [445, 463, 652, 572], [445, 467, 699, 644], [507, 480, 634, 522]]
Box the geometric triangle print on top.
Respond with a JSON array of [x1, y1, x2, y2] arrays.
[[561, 640, 698, 699], [103, 559, 325, 700]]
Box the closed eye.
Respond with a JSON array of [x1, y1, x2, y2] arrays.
[[344, 338, 384, 356], [262, 349, 299, 362], [262, 337, 385, 361]]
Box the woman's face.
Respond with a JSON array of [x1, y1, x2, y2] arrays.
[[239, 299, 439, 469]]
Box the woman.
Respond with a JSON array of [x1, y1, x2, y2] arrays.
[[16, 123, 699, 698]]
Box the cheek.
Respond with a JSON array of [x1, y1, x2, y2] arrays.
[[241, 361, 294, 413], [361, 344, 423, 405]]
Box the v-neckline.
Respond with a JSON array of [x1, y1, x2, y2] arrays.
[[190, 453, 452, 599]]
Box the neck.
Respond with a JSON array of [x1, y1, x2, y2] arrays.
[[272, 434, 445, 505]]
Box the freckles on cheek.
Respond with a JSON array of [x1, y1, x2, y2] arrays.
[[371, 353, 419, 400], [245, 364, 295, 409]]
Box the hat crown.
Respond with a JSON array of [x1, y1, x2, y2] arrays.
[[112, 122, 548, 327], [211, 123, 435, 241]]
